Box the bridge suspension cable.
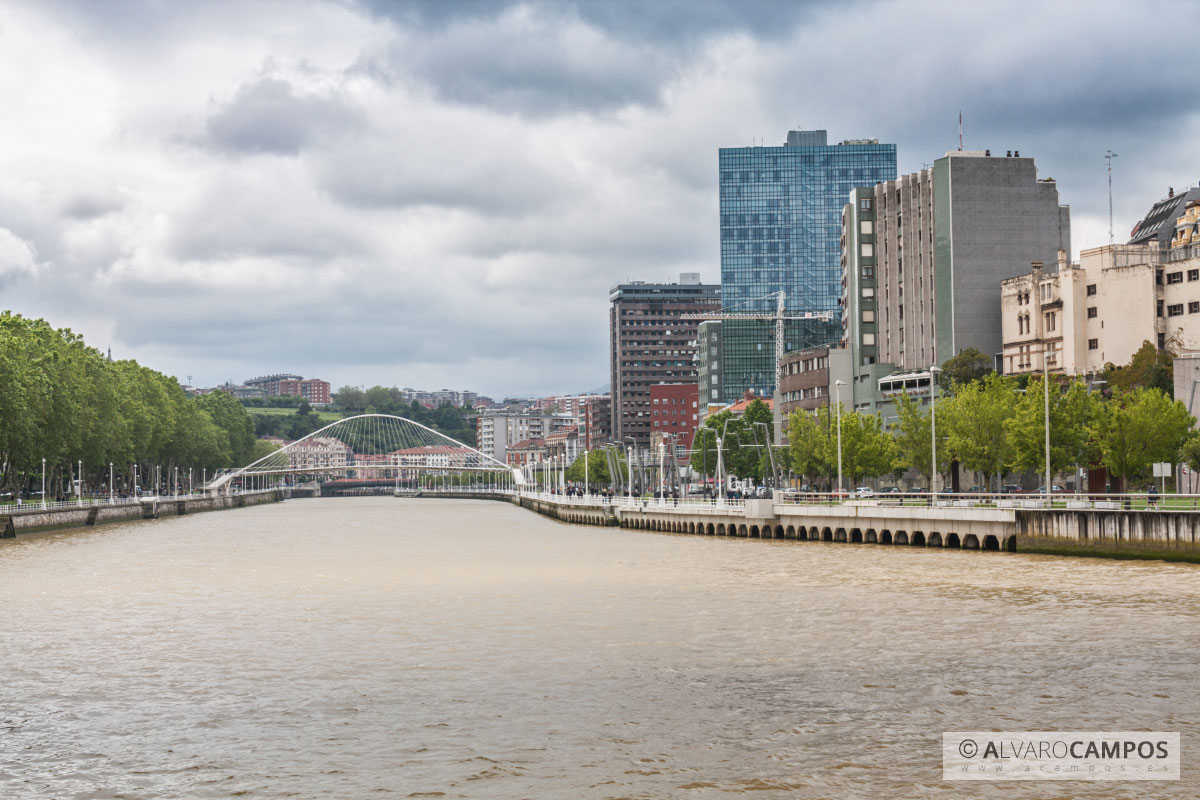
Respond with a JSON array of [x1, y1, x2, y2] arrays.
[[207, 414, 523, 491]]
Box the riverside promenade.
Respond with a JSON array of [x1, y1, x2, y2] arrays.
[[1, 488, 285, 537], [408, 489, 1200, 561]]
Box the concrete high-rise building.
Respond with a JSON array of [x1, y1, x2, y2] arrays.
[[871, 150, 1070, 372], [843, 150, 1070, 416], [609, 273, 721, 447], [718, 129, 896, 402]]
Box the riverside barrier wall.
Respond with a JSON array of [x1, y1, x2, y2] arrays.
[[404, 490, 1200, 561], [0, 489, 285, 538]]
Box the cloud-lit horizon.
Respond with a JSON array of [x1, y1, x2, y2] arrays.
[[2, 0, 1197, 398]]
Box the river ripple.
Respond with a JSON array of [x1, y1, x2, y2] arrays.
[[1, 496, 1197, 798]]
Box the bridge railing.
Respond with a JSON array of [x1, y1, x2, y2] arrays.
[[777, 490, 1200, 511]]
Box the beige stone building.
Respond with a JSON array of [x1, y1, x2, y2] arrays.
[[1001, 232, 1200, 376]]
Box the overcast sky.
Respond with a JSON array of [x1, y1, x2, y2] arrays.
[[1, 0, 1196, 398]]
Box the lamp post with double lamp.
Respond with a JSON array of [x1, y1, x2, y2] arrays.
[[929, 366, 941, 497], [834, 380, 845, 497]]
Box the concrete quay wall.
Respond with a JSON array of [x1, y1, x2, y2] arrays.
[[1, 489, 285, 538], [494, 493, 1200, 560]]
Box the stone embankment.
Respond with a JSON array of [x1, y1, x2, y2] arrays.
[[404, 490, 1200, 562], [1, 490, 284, 538]]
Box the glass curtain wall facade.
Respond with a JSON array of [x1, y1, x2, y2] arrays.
[[718, 130, 896, 402]]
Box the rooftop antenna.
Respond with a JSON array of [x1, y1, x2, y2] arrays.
[[958, 110, 963, 151], [1105, 150, 1118, 244]]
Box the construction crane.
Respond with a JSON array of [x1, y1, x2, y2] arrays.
[[682, 291, 836, 445]]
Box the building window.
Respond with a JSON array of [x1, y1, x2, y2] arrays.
[[862, 287, 874, 298], [1087, 306, 1097, 319], [862, 333, 876, 345], [861, 242, 874, 258], [1190, 269, 1199, 282], [1044, 312, 1056, 331], [1191, 302, 1200, 314], [1086, 284, 1097, 296], [1088, 339, 1098, 350], [862, 266, 874, 278], [860, 220, 873, 235], [1168, 271, 1184, 285], [862, 310, 875, 323], [859, 198, 872, 210], [1168, 303, 1184, 317]]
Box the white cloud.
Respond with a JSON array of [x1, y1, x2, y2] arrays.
[[0, 228, 43, 278]]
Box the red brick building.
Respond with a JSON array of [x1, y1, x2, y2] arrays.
[[649, 383, 699, 448]]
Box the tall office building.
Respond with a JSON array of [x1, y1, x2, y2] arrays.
[[718, 129, 896, 402], [609, 273, 721, 447]]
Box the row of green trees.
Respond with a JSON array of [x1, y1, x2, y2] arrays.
[[786, 374, 1196, 490], [0, 313, 263, 495]]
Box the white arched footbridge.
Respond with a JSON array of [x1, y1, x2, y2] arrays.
[[206, 414, 523, 493]]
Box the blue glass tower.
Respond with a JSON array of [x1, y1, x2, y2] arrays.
[[718, 130, 896, 402]]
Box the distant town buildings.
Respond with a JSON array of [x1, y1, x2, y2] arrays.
[[476, 413, 574, 464], [609, 273, 720, 448], [398, 388, 486, 408], [232, 373, 333, 404], [718, 129, 896, 402]]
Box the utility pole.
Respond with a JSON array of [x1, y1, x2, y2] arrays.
[[1106, 150, 1118, 244]]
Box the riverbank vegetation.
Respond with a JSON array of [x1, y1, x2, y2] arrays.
[[0, 313, 256, 496]]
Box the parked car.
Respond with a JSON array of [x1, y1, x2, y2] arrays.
[[967, 485, 984, 493], [1035, 485, 1067, 494], [754, 486, 770, 499], [854, 486, 874, 498], [880, 486, 900, 494], [1000, 484, 1023, 494], [909, 487, 928, 494]]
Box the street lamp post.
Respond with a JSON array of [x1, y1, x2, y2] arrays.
[[929, 366, 941, 495], [584, 449, 588, 497], [41, 457, 46, 509], [834, 380, 845, 495], [77, 459, 83, 505], [109, 462, 114, 504], [658, 442, 665, 501], [627, 447, 633, 497], [715, 435, 725, 505], [1042, 347, 1051, 508], [189, 467, 193, 496], [134, 464, 139, 499]]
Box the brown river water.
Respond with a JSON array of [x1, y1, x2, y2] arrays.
[[1, 496, 1197, 799]]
